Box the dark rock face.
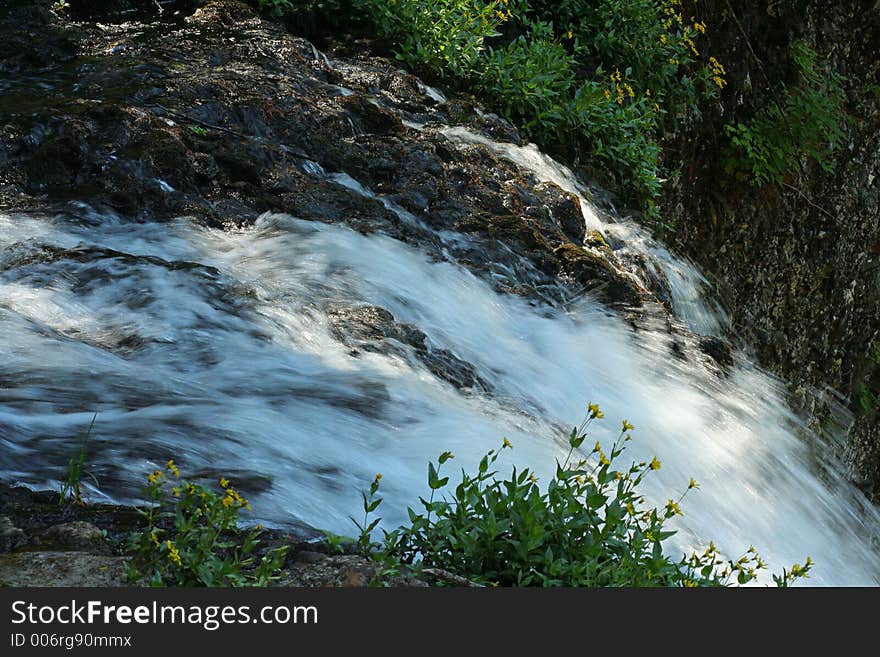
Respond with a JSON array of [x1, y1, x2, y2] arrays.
[[0, 516, 26, 553], [0, 0, 656, 317], [663, 0, 880, 499]]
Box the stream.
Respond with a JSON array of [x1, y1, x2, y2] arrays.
[[1, 0, 879, 586]]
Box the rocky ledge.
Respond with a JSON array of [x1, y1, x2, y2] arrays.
[[0, 0, 737, 373], [0, 481, 465, 587]]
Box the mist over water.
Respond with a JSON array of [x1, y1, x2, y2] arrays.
[[1, 136, 878, 585]]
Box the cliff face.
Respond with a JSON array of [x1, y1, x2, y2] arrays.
[[663, 0, 880, 497]]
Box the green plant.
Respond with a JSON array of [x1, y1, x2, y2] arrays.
[[58, 414, 98, 507], [356, 0, 511, 79], [351, 405, 812, 587], [127, 461, 288, 586], [310, 0, 724, 224], [256, 0, 294, 16], [189, 125, 208, 137], [51, 0, 69, 12], [725, 41, 847, 187]]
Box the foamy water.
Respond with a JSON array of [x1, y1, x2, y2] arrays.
[[1, 197, 878, 584]]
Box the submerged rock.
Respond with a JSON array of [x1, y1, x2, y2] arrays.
[[328, 304, 489, 392]]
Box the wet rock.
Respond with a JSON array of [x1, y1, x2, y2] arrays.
[[339, 94, 406, 135], [328, 305, 489, 391], [536, 181, 586, 244], [553, 243, 643, 307], [698, 336, 735, 370], [847, 420, 880, 501], [41, 521, 109, 554], [0, 516, 26, 553], [23, 136, 84, 195], [0, 551, 128, 587], [0, 0, 669, 325]]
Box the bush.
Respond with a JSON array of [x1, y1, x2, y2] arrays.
[[127, 461, 288, 586], [299, 0, 725, 222], [724, 41, 846, 187], [351, 405, 813, 587]]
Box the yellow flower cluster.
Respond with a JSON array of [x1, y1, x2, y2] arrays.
[[166, 540, 182, 566], [709, 56, 726, 89], [220, 478, 250, 510]]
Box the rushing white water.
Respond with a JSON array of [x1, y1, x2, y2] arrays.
[[438, 126, 729, 336], [1, 195, 879, 585]]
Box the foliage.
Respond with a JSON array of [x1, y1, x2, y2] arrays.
[[127, 462, 288, 586], [58, 414, 98, 507], [350, 406, 813, 587], [725, 42, 847, 187], [256, 0, 295, 16], [360, 0, 510, 80], [300, 0, 725, 222]]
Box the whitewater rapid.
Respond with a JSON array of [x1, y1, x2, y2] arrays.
[[1, 134, 878, 585]]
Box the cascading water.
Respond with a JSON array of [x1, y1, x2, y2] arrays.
[[2, 182, 879, 585], [1, 15, 879, 585]]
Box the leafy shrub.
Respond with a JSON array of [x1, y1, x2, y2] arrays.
[[301, 0, 724, 222], [127, 461, 288, 586], [352, 406, 813, 587], [725, 41, 846, 187], [355, 0, 511, 79], [256, 0, 294, 16]]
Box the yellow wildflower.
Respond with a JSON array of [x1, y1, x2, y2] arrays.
[[502, 437, 512, 449], [166, 459, 179, 477], [649, 456, 661, 471], [220, 477, 230, 488], [622, 420, 635, 432], [166, 540, 181, 566], [172, 487, 180, 497], [688, 478, 699, 489], [528, 472, 538, 484]]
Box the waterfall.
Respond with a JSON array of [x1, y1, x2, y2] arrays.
[[2, 186, 878, 583]]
